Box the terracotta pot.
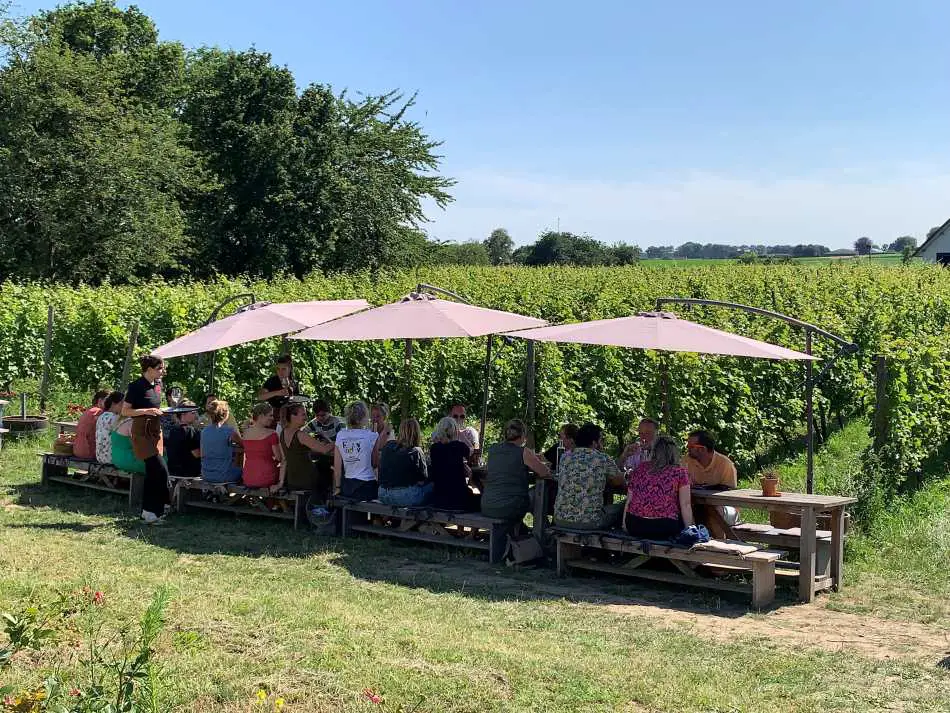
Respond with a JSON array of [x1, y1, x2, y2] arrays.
[[760, 476, 780, 498]]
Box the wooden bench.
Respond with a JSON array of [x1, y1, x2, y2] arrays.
[[331, 498, 510, 564], [555, 530, 783, 609], [174, 478, 311, 530], [731, 522, 834, 588], [40, 453, 145, 513]]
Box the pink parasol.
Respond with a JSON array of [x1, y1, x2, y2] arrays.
[[505, 311, 816, 360], [153, 300, 370, 358], [291, 293, 546, 341]]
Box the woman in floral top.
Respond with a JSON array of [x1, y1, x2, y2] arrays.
[[623, 435, 694, 539], [94, 391, 124, 463]]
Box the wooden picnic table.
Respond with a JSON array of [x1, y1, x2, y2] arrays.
[[691, 488, 857, 603]]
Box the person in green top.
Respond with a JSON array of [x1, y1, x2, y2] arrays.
[[481, 419, 551, 526], [110, 416, 146, 474]]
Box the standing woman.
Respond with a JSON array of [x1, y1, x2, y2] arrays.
[[122, 355, 169, 524]]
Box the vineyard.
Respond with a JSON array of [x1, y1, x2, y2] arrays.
[[2, 263, 949, 520]]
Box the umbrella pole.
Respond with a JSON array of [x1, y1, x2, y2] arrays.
[[403, 338, 413, 421], [479, 335, 492, 450], [805, 329, 815, 494]]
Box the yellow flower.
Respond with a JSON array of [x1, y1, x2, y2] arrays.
[[256, 689, 267, 702], [275, 697, 285, 711]]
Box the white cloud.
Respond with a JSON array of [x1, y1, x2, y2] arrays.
[[423, 169, 950, 248]]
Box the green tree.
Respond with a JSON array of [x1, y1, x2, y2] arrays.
[[0, 0, 204, 284], [854, 236, 874, 255], [483, 228, 513, 265], [610, 242, 641, 265], [430, 240, 490, 265], [888, 236, 916, 253]]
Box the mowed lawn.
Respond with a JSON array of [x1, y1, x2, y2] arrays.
[[1, 436, 948, 712]]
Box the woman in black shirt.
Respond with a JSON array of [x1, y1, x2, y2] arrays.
[[378, 418, 431, 507], [429, 416, 480, 512], [122, 355, 170, 523]]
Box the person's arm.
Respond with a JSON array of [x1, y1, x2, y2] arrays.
[[332, 446, 343, 495], [274, 457, 286, 493], [371, 434, 382, 469], [258, 378, 287, 403], [297, 430, 333, 455], [523, 448, 551, 478], [678, 484, 695, 527], [229, 429, 243, 447], [725, 459, 738, 489], [121, 400, 160, 418], [605, 458, 625, 490], [616, 441, 638, 468]]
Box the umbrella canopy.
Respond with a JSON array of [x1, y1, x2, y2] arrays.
[[153, 300, 370, 358], [291, 293, 547, 341], [505, 311, 816, 360]]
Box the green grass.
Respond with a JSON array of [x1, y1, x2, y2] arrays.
[[2, 434, 949, 712]]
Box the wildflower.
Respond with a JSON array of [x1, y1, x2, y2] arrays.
[[69, 688, 80, 697], [93, 591, 104, 606], [362, 689, 382, 705], [274, 697, 285, 711], [256, 689, 268, 702], [3, 695, 15, 706]]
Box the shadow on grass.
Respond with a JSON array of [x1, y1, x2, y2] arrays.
[[11, 479, 801, 616]]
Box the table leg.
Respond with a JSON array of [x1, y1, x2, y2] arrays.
[[533, 478, 550, 541], [799, 507, 817, 603], [829, 507, 845, 591]]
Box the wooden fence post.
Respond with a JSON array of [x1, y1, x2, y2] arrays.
[[39, 305, 53, 413], [118, 321, 140, 391], [872, 355, 889, 451]]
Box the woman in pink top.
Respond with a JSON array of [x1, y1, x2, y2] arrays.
[[623, 435, 694, 540], [241, 403, 282, 490]]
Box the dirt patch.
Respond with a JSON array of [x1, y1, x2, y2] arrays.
[[373, 558, 950, 666]]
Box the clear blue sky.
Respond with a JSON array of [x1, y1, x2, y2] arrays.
[[12, 0, 950, 248]]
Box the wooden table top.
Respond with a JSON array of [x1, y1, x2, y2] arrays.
[[691, 487, 857, 509]]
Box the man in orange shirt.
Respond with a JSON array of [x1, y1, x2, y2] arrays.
[[685, 430, 738, 537]]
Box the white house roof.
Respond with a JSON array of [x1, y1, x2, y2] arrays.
[[914, 217, 950, 257]]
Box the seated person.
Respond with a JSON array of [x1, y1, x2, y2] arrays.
[[371, 402, 396, 443], [307, 400, 344, 442], [332, 401, 382, 501], [200, 400, 242, 483], [109, 416, 146, 474], [258, 354, 297, 412], [481, 419, 551, 526], [242, 403, 281, 490], [543, 423, 578, 472], [197, 393, 238, 429], [553, 422, 625, 530], [447, 403, 480, 465], [378, 418, 431, 506], [160, 387, 182, 442], [429, 416, 479, 512], [686, 430, 738, 537], [617, 417, 659, 472], [95, 391, 124, 464], [281, 403, 334, 496], [166, 400, 201, 479], [73, 389, 109, 459], [685, 430, 737, 488], [623, 435, 694, 539]]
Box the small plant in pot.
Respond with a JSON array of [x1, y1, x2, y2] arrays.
[[760, 469, 780, 497]]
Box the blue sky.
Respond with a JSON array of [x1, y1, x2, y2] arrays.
[[12, 0, 950, 248]]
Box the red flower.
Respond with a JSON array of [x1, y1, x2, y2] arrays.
[[69, 688, 81, 697], [92, 591, 104, 606], [362, 689, 382, 705], [3, 695, 15, 706]]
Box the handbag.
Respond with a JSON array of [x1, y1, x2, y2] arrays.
[[504, 533, 544, 566]]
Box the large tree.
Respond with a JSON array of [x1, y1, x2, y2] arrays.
[[483, 228, 513, 265], [0, 0, 204, 283], [888, 236, 917, 253], [854, 236, 874, 255]]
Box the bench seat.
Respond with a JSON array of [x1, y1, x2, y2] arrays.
[[40, 453, 145, 513], [330, 498, 510, 564], [555, 529, 783, 609], [174, 478, 310, 530], [731, 522, 834, 581]]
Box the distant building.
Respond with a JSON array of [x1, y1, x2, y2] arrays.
[[915, 219, 950, 265]]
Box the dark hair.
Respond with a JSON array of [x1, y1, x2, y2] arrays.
[[92, 389, 110, 406], [503, 419, 526, 442], [447, 402, 467, 412], [203, 393, 218, 405], [103, 391, 124, 410], [560, 423, 579, 440], [688, 430, 717, 452], [139, 355, 163, 372], [639, 417, 660, 430], [276, 354, 292, 366], [575, 422, 603, 448], [312, 399, 331, 414], [283, 403, 305, 425]]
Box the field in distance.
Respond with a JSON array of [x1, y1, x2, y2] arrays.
[[640, 253, 904, 267]]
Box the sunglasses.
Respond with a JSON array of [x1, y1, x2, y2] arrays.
[[452, 413, 465, 420]]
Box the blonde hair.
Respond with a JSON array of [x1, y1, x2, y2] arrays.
[[397, 418, 422, 448], [650, 435, 681, 471], [432, 416, 459, 443], [373, 402, 390, 421], [209, 399, 230, 425], [251, 402, 273, 422], [345, 400, 370, 429]]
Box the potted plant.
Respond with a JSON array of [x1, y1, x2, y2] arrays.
[[760, 468, 780, 497]]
